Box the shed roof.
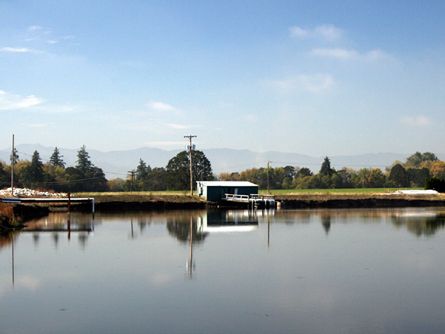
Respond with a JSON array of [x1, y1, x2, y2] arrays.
[[197, 181, 258, 187]]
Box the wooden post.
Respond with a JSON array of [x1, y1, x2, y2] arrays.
[[91, 198, 95, 220], [67, 212, 71, 241]]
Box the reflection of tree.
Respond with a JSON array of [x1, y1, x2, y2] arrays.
[[166, 218, 208, 244], [52, 232, 60, 248], [321, 216, 331, 235], [0, 231, 15, 250], [78, 233, 89, 248], [32, 233, 40, 247], [138, 217, 153, 232], [391, 215, 445, 237]]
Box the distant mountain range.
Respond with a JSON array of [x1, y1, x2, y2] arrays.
[[0, 144, 443, 178]]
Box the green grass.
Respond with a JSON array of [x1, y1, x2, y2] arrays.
[[75, 190, 191, 197], [77, 188, 422, 198], [260, 188, 422, 195]]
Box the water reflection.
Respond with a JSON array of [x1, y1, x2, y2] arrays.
[[1, 207, 445, 334], [272, 208, 445, 237], [2, 208, 445, 254], [20, 212, 95, 249], [391, 211, 445, 237], [197, 210, 260, 234]]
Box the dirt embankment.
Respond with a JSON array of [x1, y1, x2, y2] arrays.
[[75, 193, 207, 211], [0, 203, 49, 229], [276, 193, 445, 209]]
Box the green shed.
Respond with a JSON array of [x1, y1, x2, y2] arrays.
[[196, 181, 259, 202]]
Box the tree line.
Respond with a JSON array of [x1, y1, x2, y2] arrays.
[[0, 146, 108, 192], [108, 150, 214, 191], [0, 147, 214, 192], [1, 148, 444, 192], [219, 152, 445, 191]]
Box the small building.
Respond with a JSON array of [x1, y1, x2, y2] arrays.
[[196, 181, 258, 202]]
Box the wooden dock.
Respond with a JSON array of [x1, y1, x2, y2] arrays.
[[0, 197, 95, 213], [222, 193, 276, 209]]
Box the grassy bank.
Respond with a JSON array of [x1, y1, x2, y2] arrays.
[[261, 188, 422, 195], [74, 191, 203, 203], [73, 191, 206, 211]]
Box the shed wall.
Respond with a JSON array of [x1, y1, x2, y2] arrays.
[[205, 186, 258, 202]]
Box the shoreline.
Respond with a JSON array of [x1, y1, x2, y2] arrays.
[[276, 194, 445, 209], [1, 193, 445, 229]]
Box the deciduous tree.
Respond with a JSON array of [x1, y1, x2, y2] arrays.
[[166, 150, 214, 190]]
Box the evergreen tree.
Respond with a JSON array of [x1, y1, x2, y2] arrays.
[[22, 150, 45, 188], [49, 147, 65, 168], [10, 147, 19, 164], [135, 159, 150, 181], [76, 145, 93, 174], [0, 162, 9, 188], [319, 157, 334, 176]]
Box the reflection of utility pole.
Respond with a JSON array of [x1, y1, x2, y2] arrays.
[[184, 135, 197, 196], [267, 215, 271, 248], [67, 211, 71, 241], [130, 218, 135, 239], [186, 216, 194, 279], [11, 134, 15, 196], [11, 234, 15, 287]]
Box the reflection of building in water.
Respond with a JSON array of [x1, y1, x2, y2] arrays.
[[196, 210, 259, 234], [165, 210, 262, 279]]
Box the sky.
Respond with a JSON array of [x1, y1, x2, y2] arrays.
[[0, 0, 444, 155]]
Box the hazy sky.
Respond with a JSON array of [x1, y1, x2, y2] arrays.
[[0, 0, 444, 155]]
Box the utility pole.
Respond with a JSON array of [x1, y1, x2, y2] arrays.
[[266, 161, 271, 194], [128, 170, 136, 191], [184, 135, 197, 196], [11, 134, 15, 196]]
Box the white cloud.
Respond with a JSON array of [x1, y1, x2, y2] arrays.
[[243, 114, 258, 123], [25, 25, 72, 45], [145, 141, 185, 148], [166, 123, 190, 130], [401, 115, 431, 127], [365, 49, 392, 61], [267, 74, 335, 94], [24, 123, 49, 128], [146, 101, 177, 112], [35, 104, 79, 114], [289, 24, 343, 41], [0, 90, 44, 110], [311, 48, 358, 60], [0, 47, 37, 54], [289, 26, 309, 38], [311, 47, 392, 61], [27, 25, 45, 33]]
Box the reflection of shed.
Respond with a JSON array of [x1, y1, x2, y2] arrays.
[[196, 181, 258, 202], [196, 210, 259, 233]]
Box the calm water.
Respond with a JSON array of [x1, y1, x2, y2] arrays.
[[1, 208, 445, 334]]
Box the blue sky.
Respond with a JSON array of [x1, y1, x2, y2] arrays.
[[0, 0, 444, 155]]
